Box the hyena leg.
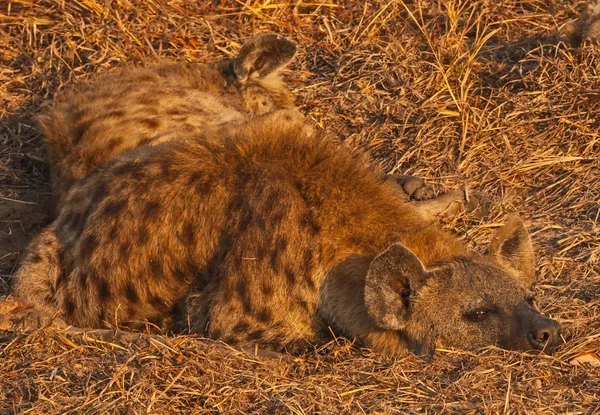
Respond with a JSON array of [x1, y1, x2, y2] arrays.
[[185, 281, 317, 354], [412, 189, 490, 222], [387, 174, 436, 201], [2, 224, 64, 331]]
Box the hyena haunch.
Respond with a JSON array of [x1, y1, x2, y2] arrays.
[[11, 109, 560, 356], [39, 34, 297, 211]]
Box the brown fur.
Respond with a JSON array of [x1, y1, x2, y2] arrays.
[[12, 109, 560, 355], [564, 1, 600, 46], [38, 34, 297, 211]]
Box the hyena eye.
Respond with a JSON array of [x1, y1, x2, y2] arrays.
[[464, 309, 490, 322]]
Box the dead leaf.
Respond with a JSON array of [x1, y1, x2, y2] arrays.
[[569, 353, 600, 367]]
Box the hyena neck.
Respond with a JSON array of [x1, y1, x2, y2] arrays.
[[398, 224, 468, 267]]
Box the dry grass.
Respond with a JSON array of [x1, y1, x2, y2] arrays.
[[1, 0, 599, 413]]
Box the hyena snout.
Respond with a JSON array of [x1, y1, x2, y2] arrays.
[[527, 315, 561, 351]]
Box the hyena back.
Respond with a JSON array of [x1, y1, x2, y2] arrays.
[[39, 34, 297, 210], [12, 109, 560, 355]]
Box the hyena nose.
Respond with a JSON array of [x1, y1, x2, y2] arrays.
[[528, 317, 561, 351]]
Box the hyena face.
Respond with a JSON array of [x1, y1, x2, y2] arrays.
[[365, 216, 561, 354]]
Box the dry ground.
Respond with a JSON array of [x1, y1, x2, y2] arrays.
[[1, 0, 599, 413]]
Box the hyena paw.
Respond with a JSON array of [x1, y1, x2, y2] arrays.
[[0, 296, 62, 333], [463, 189, 492, 218], [388, 174, 436, 201]]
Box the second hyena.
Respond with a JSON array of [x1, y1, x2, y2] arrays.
[[40, 34, 298, 210], [10, 109, 560, 356]]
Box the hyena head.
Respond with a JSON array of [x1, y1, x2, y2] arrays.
[[365, 216, 561, 355], [224, 34, 297, 114]]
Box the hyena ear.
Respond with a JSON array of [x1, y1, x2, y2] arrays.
[[364, 244, 430, 330], [233, 34, 297, 83], [487, 215, 536, 287]]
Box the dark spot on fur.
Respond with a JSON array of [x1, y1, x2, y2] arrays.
[[43, 282, 56, 304], [114, 162, 145, 180], [222, 335, 235, 343], [269, 237, 288, 271], [138, 95, 160, 106], [78, 272, 88, 289], [64, 296, 76, 318], [261, 280, 274, 296], [103, 110, 125, 118], [296, 299, 312, 313], [80, 234, 99, 259], [119, 241, 131, 258], [241, 296, 253, 314], [302, 250, 313, 271], [248, 329, 266, 340], [97, 279, 111, 301], [284, 267, 295, 285], [166, 108, 183, 116], [188, 172, 213, 195], [256, 242, 269, 259], [233, 321, 250, 333], [102, 200, 127, 218], [137, 224, 149, 245], [271, 209, 286, 225], [254, 214, 266, 232], [300, 211, 319, 234], [92, 182, 108, 202], [149, 295, 168, 312], [140, 118, 160, 129], [150, 259, 163, 276], [256, 308, 272, 323], [72, 119, 94, 144], [142, 202, 161, 221], [109, 223, 122, 240], [160, 159, 172, 176], [125, 283, 140, 304], [105, 137, 123, 153], [264, 190, 281, 210], [236, 278, 248, 296], [179, 222, 196, 245], [29, 253, 43, 264]]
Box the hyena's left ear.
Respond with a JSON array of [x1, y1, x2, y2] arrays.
[[487, 215, 536, 287], [364, 244, 432, 330], [233, 34, 297, 82]]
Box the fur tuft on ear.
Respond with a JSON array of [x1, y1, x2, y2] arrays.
[[487, 215, 536, 287], [233, 34, 297, 82], [364, 244, 429, 330]]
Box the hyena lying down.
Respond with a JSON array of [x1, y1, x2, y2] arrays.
[[40, 34, 299, 211], [10, 109, 560, 356]]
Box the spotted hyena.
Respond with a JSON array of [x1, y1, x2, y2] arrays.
[[9, 108, 560, 356], [40, 34, 298, 211], [564, 1, 600, 46]]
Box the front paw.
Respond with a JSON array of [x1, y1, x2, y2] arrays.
[[0, 296, 62, 333], [387, 174, 436, 201]]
